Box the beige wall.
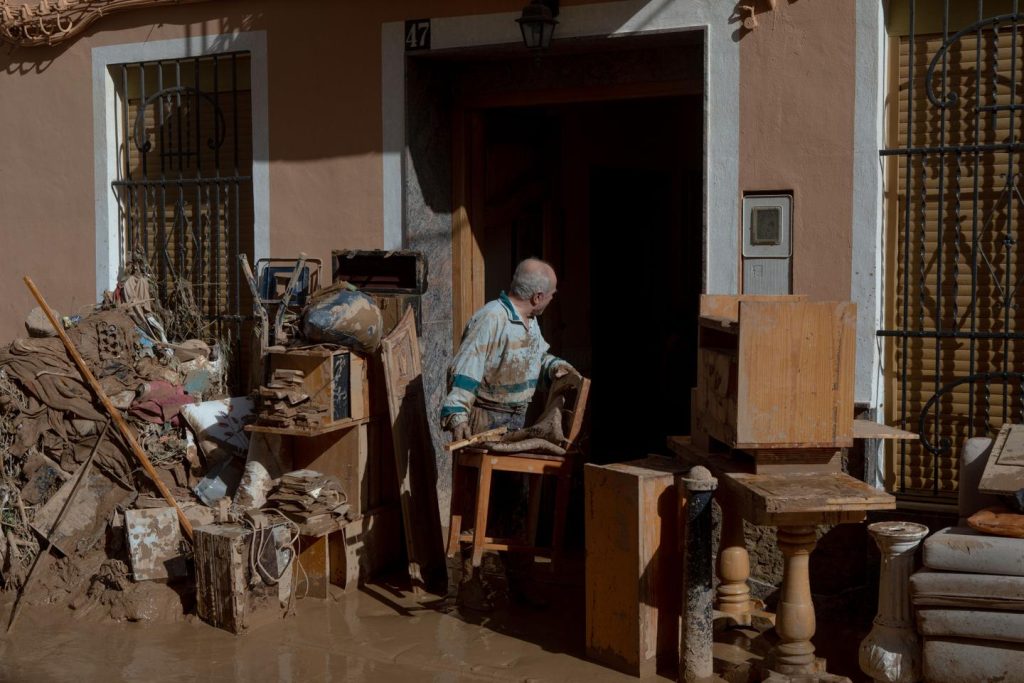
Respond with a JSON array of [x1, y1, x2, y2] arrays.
[[739, 0, 857, 302], [0, 0, 549, 340], [0, 0, 858, 340]]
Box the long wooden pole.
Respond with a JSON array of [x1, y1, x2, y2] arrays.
[[23, 277, 194, 540]]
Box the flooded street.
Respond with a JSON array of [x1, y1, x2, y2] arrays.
[[0, 580, 658, 683]]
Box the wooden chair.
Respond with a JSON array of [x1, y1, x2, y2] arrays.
[[446, 373, 591, 568]]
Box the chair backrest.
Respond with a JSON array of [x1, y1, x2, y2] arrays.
[[544, 373, 591, 449]]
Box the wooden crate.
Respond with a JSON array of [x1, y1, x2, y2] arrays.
[[584, 457, 687, 677], [194, 523, 290, 634], [694, 295, 856, 450], [259, 348, 368, 429]]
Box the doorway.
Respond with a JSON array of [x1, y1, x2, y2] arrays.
[[467, 96, 703, 462]]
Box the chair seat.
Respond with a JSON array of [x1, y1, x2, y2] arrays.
[[923, 526, 1024, 576], [461, 447, 572, 463]]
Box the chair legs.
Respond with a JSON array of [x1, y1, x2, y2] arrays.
[[447, 458, 572, 569], [471, 459, 494, 568]]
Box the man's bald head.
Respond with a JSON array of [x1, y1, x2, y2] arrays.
[[510, 258, 556, 299]]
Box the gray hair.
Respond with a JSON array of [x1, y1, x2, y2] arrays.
[[510, 259, 553, 298]]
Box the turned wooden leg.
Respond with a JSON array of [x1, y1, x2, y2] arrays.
[[772, 525, 819, 676], [716, 502, 753, 625]]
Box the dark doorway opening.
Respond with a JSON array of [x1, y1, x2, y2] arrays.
[[473, 96, 703, 463]]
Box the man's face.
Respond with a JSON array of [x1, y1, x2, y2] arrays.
[[532, 274, 557, 316]]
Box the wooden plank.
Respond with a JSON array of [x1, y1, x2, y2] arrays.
[[736, 300, 856, 447], [699, 294, 807, 322], [852, 419, 919, 441], [297, 534, 329, 600], [381, 307, 447, 595], [979, 423, 1024, 495], [245, 416, 370, 437], [584, 457, 686, 677]]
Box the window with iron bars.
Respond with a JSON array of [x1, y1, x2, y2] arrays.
[[883, 2, 1024, 502], [111, 53, 254, 387]]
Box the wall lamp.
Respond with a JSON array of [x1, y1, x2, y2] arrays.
[[517, 0, 559, 50]]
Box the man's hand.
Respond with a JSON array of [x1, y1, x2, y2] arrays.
[[553, 364, 582, 383], [451, 421, 471, 442]]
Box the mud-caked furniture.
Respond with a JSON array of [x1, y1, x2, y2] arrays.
[[908, 436, 1024, 683]]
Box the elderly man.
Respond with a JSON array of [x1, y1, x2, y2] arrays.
[[441, 257, 580, 609], [442, 258, 576, 440]]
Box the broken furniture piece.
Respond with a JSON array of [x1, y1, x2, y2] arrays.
[[381, 307, 447, 596], [671, 436, 896, 682], [447, 371, 590, 570], [908, 436, 1024, 682], [194, 520, 294, 634], [680, 294, 901, 682], [584, 456, 690, 677], [332, 249, 426, 337], [253, 347, 368, 433]]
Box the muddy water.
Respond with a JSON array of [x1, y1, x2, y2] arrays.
[[0, 583, 655, 683]]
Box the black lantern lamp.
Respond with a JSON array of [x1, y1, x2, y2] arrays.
[[517, 0, 559, 50]]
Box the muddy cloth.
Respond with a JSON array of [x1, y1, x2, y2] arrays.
[[129, 381, 196, 425], [441, 292, 570, 429]]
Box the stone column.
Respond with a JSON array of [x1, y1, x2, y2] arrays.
[[678, 466, 719, 682], [859, 521, 929, 683]]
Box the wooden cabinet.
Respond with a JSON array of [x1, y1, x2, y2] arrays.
[[693, 295, 856, 450]]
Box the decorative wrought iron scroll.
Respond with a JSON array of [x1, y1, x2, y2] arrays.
[[0, 0, 214, 48], [879, 3, 1024, 497]]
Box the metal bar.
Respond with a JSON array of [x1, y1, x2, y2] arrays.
[[933, 0, 950, 495], [112, 175, 252, 187], [157, 61, 165, 175], [175, 60, 184, 174], [901, 0, 916, 494], [139, 63, 147, 178], [880, 141, 1024, 156], [1004, 0, 1018, 433], [194, 57, 201, 173], [878, 329, 1024, 339], [969, 0, 984, 440]]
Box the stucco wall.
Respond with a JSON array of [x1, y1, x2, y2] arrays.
[[739, 0, 858, 302], [0, 0, 564, 340]]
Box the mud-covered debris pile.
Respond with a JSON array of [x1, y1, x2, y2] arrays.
[[0, 274, 231, 623]]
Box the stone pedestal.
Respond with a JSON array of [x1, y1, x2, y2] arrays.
[[859, 521, 929, 683]]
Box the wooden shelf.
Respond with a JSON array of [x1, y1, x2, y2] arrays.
[[245, 416, 370, 437], [852, 419, 918, 441]]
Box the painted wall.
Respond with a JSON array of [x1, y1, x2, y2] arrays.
[[739, 0, 858, 303], [0, 0, 578, 340]]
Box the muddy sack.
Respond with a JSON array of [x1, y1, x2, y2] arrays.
[[301, 288, 383, 353]]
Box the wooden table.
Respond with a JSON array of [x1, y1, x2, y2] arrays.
[[668, 436, 896, 680]]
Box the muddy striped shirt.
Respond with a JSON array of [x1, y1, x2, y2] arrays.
[[441, 292, 568, 426]]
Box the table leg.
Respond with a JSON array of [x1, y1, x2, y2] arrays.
[[771, 525, 819, 676]]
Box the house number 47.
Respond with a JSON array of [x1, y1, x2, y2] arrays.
[[405, 19, 431, 51]]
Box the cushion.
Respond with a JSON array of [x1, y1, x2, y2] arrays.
[[922, 637, 1024, 683], [922, 526, 1024, 576], [917, 607, 1024, 642], [911, 568, 1024, 610]]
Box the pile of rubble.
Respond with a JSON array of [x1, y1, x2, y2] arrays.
[[0, 272, 234, 623]]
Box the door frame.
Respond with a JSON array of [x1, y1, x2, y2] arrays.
[[450, 80, 699, 345]]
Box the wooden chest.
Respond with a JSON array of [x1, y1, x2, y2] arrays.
[[693, 295, 856, 450], [257, 348, 368, 430]]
